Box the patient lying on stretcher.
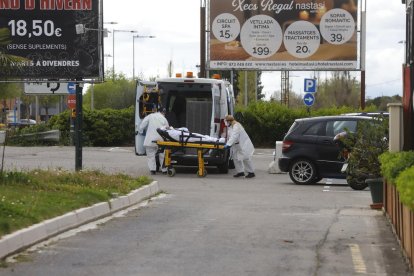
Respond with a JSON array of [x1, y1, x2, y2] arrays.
[[157, 126, 226, 144]]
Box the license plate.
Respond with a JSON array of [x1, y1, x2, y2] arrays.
[[341, 163, 348, 173]]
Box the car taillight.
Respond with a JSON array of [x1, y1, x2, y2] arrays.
[[282, 140, 293, 152]]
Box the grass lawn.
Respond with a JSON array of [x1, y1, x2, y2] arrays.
[[0, 169, 151, 238]]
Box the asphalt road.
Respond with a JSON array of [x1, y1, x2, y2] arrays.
[[0, 146, 412, 276]]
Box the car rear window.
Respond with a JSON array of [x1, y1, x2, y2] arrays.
[[303, 121, 324, 136], [286, 122, 299, 135]]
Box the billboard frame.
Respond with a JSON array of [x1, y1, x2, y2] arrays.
[[206, 0, 364, 72], [0, 0, 104, 83]]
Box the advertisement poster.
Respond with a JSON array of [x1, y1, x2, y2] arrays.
[[0, 0, 103, 80], [209, 0, 359, 70]]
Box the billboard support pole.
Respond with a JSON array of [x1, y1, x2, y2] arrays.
[[361, 71, 366, 110], [75, 79, 83, 171], [200, 0, 206, 78]]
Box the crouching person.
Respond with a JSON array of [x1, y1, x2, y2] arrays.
[[224, 115, 255, 178]]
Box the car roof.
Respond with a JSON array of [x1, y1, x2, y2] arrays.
[[341, 112, 389, 117], [294, 115, 373, 123]]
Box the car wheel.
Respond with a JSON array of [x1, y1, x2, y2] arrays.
[[346, 175, 368, 190], [289, 159, 317, 185]]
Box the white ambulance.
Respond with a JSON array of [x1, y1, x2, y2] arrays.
[[134, 72, 236, 173]]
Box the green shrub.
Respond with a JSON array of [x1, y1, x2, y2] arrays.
[[380, 151, 414, 184], [48, 107, 135, 146], [42, 102, 365, 147], [346, 117, 389, 178], [395, 166, 414, 210], [236, 102, 370, 147]]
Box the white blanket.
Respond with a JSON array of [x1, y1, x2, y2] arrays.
[[159, 127, 225, 144]]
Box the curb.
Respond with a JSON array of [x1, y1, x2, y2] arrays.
[[0, 181, 160, 260]]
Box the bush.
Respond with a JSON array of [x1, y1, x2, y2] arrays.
[[380, 151, 414, 184], [48, 107, 135, 146], [347, 117, 389, 178], [236, 102, 363, 147], [395, 166, 414, 210], [43, 102, 365, 147], [379, 151, 414, 211]]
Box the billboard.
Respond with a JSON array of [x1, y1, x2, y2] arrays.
[[208, 0, 360, 70], [0, 0, 103, 80]]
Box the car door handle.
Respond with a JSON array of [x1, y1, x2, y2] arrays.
[[321, 139, 332, 144]]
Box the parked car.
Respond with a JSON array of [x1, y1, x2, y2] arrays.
[[8, 119, 37, 127], [278, 115, 374, 185]]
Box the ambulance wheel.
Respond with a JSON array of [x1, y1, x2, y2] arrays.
[[197, 169, 207, 177], [167, 168, 176, 177]]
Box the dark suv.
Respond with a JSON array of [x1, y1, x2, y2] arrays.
[[278, 115, 373, 185]]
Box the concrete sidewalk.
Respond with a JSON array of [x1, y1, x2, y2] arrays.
[[0, 181, 160, 260]]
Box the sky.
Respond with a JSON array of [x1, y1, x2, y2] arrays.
[[103, 0, 406, 100]]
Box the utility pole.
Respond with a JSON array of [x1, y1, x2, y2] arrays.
[[281, 71, 289, 106]]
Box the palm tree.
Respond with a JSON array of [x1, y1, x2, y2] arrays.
[[0, 27, 28, 75]]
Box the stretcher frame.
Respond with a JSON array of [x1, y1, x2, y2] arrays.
[[156, 140, 225, 177]]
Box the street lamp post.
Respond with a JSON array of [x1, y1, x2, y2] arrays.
[[133, 35, 155, 79], [113, 29, 138, 80], [104, 53, 112, 70]]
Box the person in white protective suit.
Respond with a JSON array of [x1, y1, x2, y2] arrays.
[[138, 108, 169, 175], [224, 115, 256, 178]]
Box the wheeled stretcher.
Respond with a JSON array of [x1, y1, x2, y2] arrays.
[[156, 128, 225, 177]]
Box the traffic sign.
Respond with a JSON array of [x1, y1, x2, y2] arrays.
[[67, 94, 76, 109], [304, 78, 317, 93], [67, 82, 76, 94], [303, 93, 315, 106]]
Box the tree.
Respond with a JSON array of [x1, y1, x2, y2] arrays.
[[39, 95, 60, 120], [366, 95, 402, 111], [0, 83, 23, 123], [20, 94, 34, 119], [167, 60, 173, 77], [236, 71, 264, 106], [313, 71, 360, 109], [0, 28, 29, 76], [83, 71, 136, 110]]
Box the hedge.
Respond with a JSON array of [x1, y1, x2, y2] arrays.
[[32, 102, 370, 147], [396, 166, 414, 210], [236, 102, 366, 147], [380, 151, 414, 211], [47, 107, 135, 147], [380, 151, 414, 183]]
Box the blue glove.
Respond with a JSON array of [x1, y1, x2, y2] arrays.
[[224, 144, 231, 150]]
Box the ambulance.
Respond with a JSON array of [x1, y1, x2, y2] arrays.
[[134, 72, 236, 173]]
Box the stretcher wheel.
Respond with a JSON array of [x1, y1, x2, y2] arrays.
[[167, 168, 176, 177], [197, 169, 207, 177]]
